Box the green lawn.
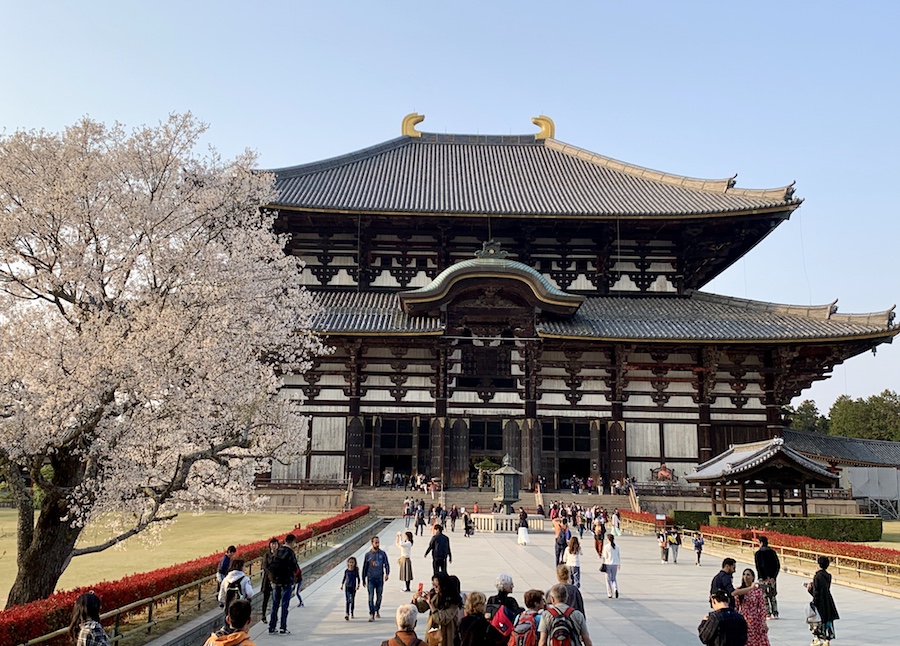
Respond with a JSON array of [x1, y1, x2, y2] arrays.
[[0, 509, 326, 605]]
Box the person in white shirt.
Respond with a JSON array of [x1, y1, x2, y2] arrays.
[[601, 534, 621, 599], [396, 531, 415, 592], [564, 536, 583, 588]]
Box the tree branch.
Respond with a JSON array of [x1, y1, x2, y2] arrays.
[[71, 512, 178, 557]]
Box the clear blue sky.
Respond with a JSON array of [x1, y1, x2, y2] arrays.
[[3, 1, 897, 413]]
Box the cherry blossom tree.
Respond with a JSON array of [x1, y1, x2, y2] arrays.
[[0, 114, 324, 606]]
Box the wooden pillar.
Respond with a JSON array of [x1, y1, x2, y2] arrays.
[[710, 484, 718, 516], [721, 484, 728, 516], [778, 488, 786, 517], [697, 347, 717, 463], [739, 483, 747, 517], [345, 342, 364, 483], [763, 349, 782, 438], [766, 488, 774, 516], [801, 484, 809, 517]]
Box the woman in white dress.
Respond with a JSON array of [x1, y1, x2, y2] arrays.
[[396, 531, 414, 592], [517, 507, 530, 545]]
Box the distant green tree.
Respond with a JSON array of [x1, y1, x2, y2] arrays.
[[828, 390, 900, 441], [783, 399, 829, 433]]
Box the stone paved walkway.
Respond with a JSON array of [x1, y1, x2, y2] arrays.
[[246, 518, 898, 646]]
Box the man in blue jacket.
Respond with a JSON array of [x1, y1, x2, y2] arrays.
[[362, 536, 390, 622]]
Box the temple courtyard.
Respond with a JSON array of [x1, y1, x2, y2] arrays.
[[240, 518, 896, 646]]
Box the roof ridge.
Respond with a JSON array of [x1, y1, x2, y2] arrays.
[[265, 136, 412, 177], [545, 139, 798, 202]]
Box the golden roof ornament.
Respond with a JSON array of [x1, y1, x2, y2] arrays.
[[402, 112, 425, 137], [531, 115, 555, 140]]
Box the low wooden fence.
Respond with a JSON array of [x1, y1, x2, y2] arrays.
[[698, 531, 900, 589], [22, 513, 376, 646]]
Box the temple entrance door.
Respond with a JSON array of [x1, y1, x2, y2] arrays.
[[558, 458, 591, 490]]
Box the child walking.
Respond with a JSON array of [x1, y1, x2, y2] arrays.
[[340, 556, 360, 620], [564, 535, 583, 588]]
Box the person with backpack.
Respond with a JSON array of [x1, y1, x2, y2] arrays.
[[537, 584, 593, 646], [217, 559, 254, 614], [380, 604, 425, 646], [552, 517, 570, 567], [268, 534, 300, 635], [203, 599, 256, 646], [658, 530, 670, 564], [459, 591, 507, 646], [549, 566, 584, 617], [509, 590, 546, 646], [698, 589, 748, 646], [486, 573, 523, 638]]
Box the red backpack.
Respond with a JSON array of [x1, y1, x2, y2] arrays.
[[545, 606, 577, 646], [489, 604, 517, 638], [508, 610, 540, 646]]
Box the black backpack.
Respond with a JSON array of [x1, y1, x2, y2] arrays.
[[269, 546, 296, 584], [224, 575, 247, 610]]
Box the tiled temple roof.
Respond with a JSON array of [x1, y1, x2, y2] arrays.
[[310, 290, 897, 341], [782, 428, 900, 467], [686, 438, 837, 483], [269, 133, 800, 218]]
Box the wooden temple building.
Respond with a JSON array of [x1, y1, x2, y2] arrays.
[[267, 114, 898, 488]]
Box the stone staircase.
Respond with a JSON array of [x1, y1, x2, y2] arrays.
[[352, 487, 629, 516]]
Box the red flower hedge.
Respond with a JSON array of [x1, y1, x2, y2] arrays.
[[619, 510, 673, 526], [699, 524, 900, 567], [0, 505, 370, 645]]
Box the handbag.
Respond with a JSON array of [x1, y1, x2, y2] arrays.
[[600, 564, 608, 573], [805, 602, 821, 624]]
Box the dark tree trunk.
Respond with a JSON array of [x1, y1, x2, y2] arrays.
[[5, 453, 84, 608]]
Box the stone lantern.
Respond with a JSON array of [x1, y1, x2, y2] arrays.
[[492, 453, 522, 515]]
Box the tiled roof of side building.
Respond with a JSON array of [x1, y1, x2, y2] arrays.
[[686, 438, 837, 482], [309, 290, 897, 341], [782, 428, 900, 467], [268, 133, 801, 218]]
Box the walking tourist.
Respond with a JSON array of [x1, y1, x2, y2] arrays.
[[669, 528, 681, 563], [538, 584, 593, 646], [711, 558, 737, 608], [698, 589, 748, 646], [217, 559, 253, 614], [260, 537, 279, 623], [68, 592, 111, 646], [379, 604, 424, 646], [363, 536, 391, 621], [600, 534, 621, 599], [268, 534, 300, 635], [340, 556, 361, 620], [216, 545, 236, 587], [459, 591, 507, 646], [564, 536, 583, 588], [517, 507, 530, 545], [734, 569, 770, 646], [553, 516, 570, 566], [551, 564, 585, 616], [658, 530, 670, 563], [203, 599, 255, 646], [591, 512, 605, 557], [424, 524, 452, 576], [805, 556, 839, 646], [693, 532, 705, 566], [754, 536, 780, 619]]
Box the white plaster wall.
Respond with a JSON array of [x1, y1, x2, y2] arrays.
[[626, 422, 659, 457], [664, 423, 698, 458], [310, 454, 345, 480], [311, 417, 346, 451]]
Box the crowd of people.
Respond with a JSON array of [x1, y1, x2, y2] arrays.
[[66, 511, 843, 646]]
